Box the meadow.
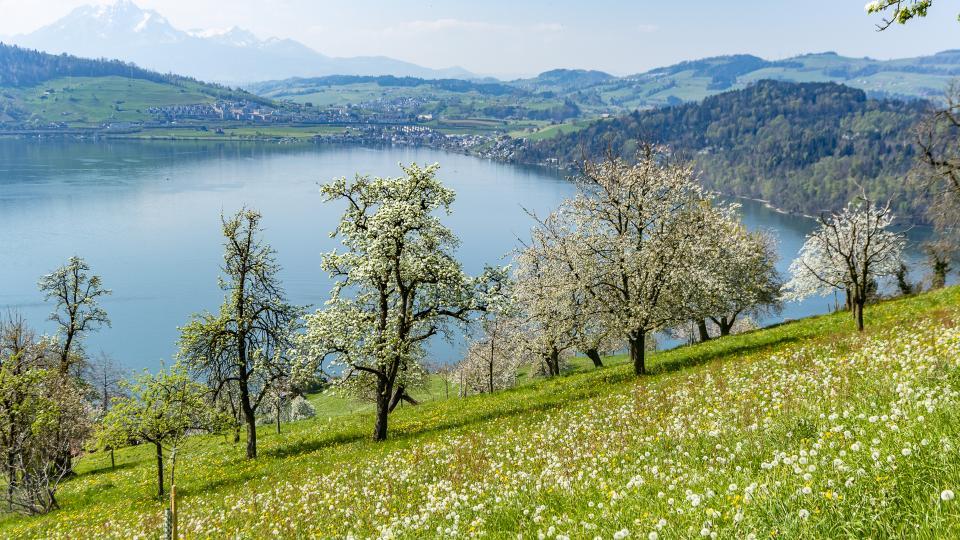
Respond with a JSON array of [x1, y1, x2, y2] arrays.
[[2, 286, 959, 538]]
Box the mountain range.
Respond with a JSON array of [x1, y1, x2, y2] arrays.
[[8, 0, 473, 83]]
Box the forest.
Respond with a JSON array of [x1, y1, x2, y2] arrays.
[[517, 80, 932, 221]]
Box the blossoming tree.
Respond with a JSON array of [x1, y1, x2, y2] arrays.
[[531, 148, 732, 375], [785, 200, 905, 331], [689, 220, 783, 340], [296, 164, 507, 441]]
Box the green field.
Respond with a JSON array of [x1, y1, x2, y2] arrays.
[[3, 286, 960, 538], [127, 125, 349, 140], [0, 76, 227, 127]]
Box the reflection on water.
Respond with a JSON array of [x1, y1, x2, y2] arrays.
[[0, 140, 933, 370]]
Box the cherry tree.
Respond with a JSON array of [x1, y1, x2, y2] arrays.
[[454, 331, 522, 395], [295, 164, 507, 441], [532, 148, 731, 375], [690, 220, 783, 340], [785, 200, 905, 332], [512, 224, 580, 377]]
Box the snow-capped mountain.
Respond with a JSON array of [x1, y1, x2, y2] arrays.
[[11, 0, 473, 83]]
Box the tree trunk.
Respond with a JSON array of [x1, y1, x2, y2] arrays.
[[488, 337, 495, 393], [155, 442, 164, 498], [373, 383, 390, 442], [233, 422, 241, 444], [855, 298, 865, 332], [276, 400, 282, 434], [696, 319, 710, 342], [238, 378, 257, 459], [718, 316, 733, 337], [7, 447, 14, 510], [388, 386, 419, 413], [629, 330, 646, 376], [547, 347, 561, 376], [110, 448, 115, 469], [585, 348, 604, 368]]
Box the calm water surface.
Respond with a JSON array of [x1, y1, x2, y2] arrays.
[[0, 140, 928, 371]]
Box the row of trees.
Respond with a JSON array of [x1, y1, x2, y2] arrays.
[[1, 132, 951, 516]]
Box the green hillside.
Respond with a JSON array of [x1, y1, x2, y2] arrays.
[[1, 76, 220, 127], [4, 286, 960, 538], [0, 43, 270, 128], [598, 51, 959, 110], [517, 80, 930, 222]]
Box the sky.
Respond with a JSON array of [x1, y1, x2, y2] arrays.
[[0, 0, 958, 77]]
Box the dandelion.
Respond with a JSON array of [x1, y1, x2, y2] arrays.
[[941, 490, 955, 502], [798, 509, 810, 520]]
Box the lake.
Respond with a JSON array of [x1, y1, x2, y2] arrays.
[[0, 139, 929, 371]]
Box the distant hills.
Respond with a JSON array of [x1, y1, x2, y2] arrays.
[[9, 0, 473, 83], [501, 52, 959, 109], [605, 51, 960, 106], [516, 80, 930, 222], [249, 50, 959, 118], [0, 43, 268, 127]]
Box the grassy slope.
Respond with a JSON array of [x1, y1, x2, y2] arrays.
[[0, 76, 226, 127], [3, 287, 960, 538]]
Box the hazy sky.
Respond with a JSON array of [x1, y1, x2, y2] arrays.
[[1, 0, 958, 77]]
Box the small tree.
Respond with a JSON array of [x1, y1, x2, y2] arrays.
[[513, 226, 578, 377], [296, 164, 507, 441], [456, 326, 522, 394], [99, 364, 225, 498], [38, 256, 111, 375], [85, 352, 126, 468], [924, 240, 953, 289], [785, 200, 906, 332], [179, 209, 302, 459], [692, 223, 783, 339], [0, 318, 90, 515]]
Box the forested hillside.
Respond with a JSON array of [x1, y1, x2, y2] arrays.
[[0, 43, 266, 100], [517, 80, 931, 221]]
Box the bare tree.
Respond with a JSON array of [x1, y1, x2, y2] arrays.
[[38, 256, 111, 375], [179, 209, 302, 459], [915, 82, 960, 282], [84, 352, 126, 468]]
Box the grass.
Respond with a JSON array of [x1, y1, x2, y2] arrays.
[[1, 76, 222, 127], [126, 125, 349, 141], [2, 286, 960, 538]]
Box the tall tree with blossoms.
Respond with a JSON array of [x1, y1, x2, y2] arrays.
[[533, 147, 732, 375], [296, 164, 507, 441], [785, 199, 905, 332]]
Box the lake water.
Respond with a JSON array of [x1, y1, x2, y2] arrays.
[[0, 140, 930, 371]]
